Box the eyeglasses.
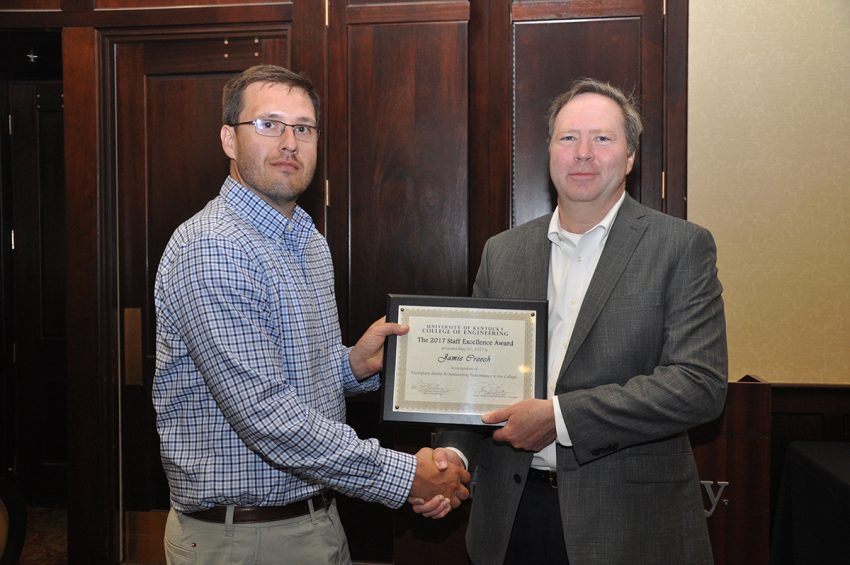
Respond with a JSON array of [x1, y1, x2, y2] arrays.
[[230, 118, 320, 143]]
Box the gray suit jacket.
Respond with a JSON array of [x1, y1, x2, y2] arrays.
[[440, 195, 727, 565]]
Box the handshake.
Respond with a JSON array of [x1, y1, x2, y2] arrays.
[[408, 447, 469, 520]]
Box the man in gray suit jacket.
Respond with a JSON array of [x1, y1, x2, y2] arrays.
[[412, 79, 727, 564]]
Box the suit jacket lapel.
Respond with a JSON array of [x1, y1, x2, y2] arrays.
[[556, 196, 648, 384], [526, 218, 551, 300]]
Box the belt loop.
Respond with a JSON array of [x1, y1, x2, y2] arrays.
[[307, 497, 318, 524], [224, 505, 235, 536]]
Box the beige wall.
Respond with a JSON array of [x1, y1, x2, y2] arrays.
[[688, 0, 850, 384]]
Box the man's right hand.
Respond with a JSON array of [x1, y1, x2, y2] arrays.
[[409, 447, 467, 518], [410, 447, 470, 514]]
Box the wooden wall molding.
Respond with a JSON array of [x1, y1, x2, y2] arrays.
[[63, 25, 119, 565], [0, 3, 291, 28], [346, 1, 469, 24]]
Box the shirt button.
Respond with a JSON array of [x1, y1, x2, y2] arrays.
[[569, 298, 576, 306], [577, 256, 583, 262], [513, 474, 522, 484]]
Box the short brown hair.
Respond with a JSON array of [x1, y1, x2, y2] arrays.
[[222, 65, 320, 125], [546, 78, 642, 155]]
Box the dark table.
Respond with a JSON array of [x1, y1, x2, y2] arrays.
[[771, 441, 850, 565]]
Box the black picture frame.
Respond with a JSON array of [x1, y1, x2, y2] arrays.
[[381, 294, 548, 426]]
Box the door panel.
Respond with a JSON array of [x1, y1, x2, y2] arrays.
[[8, 81, 67, 505], [107, 26, 290, 544], [511, 0, 664, 226], [346, 21, 469, 335], [328, 2, 471, 342], [327, 2, 471, 561]]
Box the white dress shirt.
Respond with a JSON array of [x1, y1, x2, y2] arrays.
[[531, 193, 625, 471]]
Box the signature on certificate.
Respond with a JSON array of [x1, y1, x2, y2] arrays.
[[472, 382, 509, 397], [411, 380, 451, 395]]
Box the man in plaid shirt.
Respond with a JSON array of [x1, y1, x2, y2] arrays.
[[153, 65, 469, 565]]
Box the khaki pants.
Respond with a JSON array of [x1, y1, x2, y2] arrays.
[[164, 499, 351, 565]]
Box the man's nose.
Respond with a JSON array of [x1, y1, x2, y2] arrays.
[[279, 125, 298, 151], [574, 139, 592, 161]]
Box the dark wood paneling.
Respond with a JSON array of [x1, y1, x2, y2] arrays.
[[512, 17, 640, 225], [62, 0, 93, 10], [63, 25, 118, 565], [124, 510, 168, 565], [326, 0, 349, 336], [0, 0, 60, 8], [329, 4, 470, 342], [664, 0, 688, 218], [96, 0, 279, 6], [143, 35, 288, 74], [467, 0, 512, 288], [347, 21, 469, 330], [511, 0, 664, 226], [113, 43, 230, 513], [512, 0, 651, 19], [0, 80, 10, 478], [691, 377, 772, 565], [108, 26, 290, 514], [327, 3, 471, 562], [291, 0, 327, 229], [144, 74, 232, 289], [0, 4, 291, 28], [346, 1, 469, 23], [8, 81, 67, 505]]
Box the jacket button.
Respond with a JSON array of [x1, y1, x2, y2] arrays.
[[513, 474, 522, 483]]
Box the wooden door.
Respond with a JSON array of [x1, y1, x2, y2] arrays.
[[468, 0, 686, 286], [326, 2, 473, 561], [510, 0, 665, 226], [327, 1, 472, 343], [0, 79, 10, 483], [329, 0, 671, 337], [105, 26, 290, 560], [6, 81, 67, 506]]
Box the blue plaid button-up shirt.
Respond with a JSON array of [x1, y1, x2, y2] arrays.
[[153, 177, 416, 513]]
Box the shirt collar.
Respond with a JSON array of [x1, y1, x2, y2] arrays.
[[547, 192, 626, 247], [221, 176, 315, 244]]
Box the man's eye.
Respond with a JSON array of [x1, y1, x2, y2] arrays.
[[559, 135, 576, 142], [293, 125, 311, 134], [258, 120, 278, 130]]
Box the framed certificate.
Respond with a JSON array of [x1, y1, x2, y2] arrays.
[[381, 294, 547, 426]]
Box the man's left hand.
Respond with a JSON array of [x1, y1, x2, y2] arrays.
[[482, 399, 556, 452]]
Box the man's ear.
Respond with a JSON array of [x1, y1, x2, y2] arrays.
[[221, 125, 237, 160], [625, 151, 636, 175]]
